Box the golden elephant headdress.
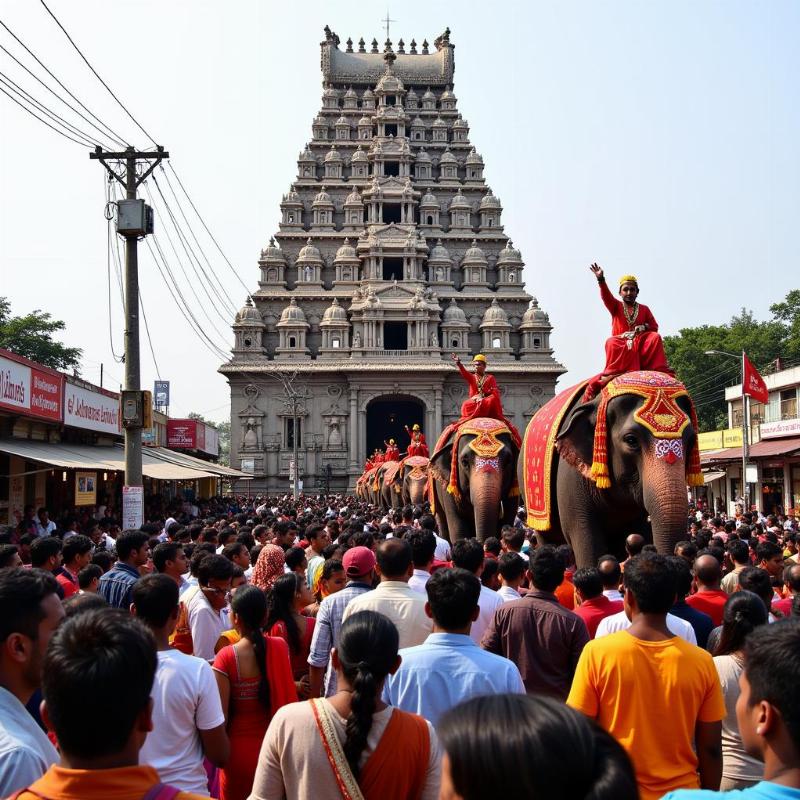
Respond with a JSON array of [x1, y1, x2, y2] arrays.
[[591, 371, 703, 489]]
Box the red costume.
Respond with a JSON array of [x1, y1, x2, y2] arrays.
[[384, 441, 400, 461], [405, 426, 430, 458], [452, 361, 521, 447], [585, 280, 671, 399]]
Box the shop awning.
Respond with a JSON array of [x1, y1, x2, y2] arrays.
[[142, 446, 252, 479], [701, 436, 800, 463], [0, 439, 119, 471], [703, 470, 727, 484], [0, 438, 243, 480]]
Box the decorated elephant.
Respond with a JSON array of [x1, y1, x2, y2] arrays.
[[519, 370, 703, 569], [429, 417, 519, 542], [378, 460, 404, 511], [401, 456, 429, 506]]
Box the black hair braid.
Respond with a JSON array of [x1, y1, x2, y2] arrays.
[[343, 662, 377, 780], [244, 627, 271, 710], [265, 573, 302, 654]]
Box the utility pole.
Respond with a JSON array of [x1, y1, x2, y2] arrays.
[[90, 145, 168, 524]]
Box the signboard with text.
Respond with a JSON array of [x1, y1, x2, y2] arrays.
[[154, 380, 170, 407], [0, 351, 63, 422], [75, 471, 97, 506], [122, 486, 144, 530], [64, 381, 120, 435], [760, 418, 800, 440], [167, 419, 198, 449]]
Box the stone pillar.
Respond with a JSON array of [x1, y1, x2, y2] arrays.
[[434, 388, 442, 437], [349, 388, 358, 471]]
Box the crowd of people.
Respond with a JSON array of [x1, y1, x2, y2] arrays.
[[1, 494, 800, 799]]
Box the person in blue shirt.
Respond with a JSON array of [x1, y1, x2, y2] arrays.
[[662, 619, 800, 799], [382, 567, 524, 727], [668, 555, 715, 649]]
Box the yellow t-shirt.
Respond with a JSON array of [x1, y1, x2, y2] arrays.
[[567, 630, 725, 800]]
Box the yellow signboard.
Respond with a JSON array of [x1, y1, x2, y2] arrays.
[[697, 428, 746, 452]]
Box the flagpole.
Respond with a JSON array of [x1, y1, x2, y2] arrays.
[[741, 349, 749, 514]]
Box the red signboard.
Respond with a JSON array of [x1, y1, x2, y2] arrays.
[[30, 368, 63, 421], [0, 348, 63, 422], [167, 419, 198, 449]]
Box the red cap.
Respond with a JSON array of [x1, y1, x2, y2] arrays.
[[342, 546, 376, 578]]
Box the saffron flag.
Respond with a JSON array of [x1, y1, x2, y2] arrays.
[[743, 353, 769, 404]]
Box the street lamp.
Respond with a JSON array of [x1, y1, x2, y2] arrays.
[[704, 349, 750, 513]]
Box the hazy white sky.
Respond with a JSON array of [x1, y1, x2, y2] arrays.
[[1, 0, 798, 424]]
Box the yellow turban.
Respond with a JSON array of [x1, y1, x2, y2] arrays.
[[472, 354, 487, 363], [412, 423, 421, 431], [619, 274, 638, 288]]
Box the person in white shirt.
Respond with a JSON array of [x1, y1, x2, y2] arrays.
[[342, 539, 432, 649], [595, 608, 697, 644], [186, 555, 234, 662], [34, 509, 57, 539], [497, 552, 525, 603], [451, 539, 504, 645], [407, 530, 436, 594], [133, 574, 229, 793], [598, 555, 624, 602]]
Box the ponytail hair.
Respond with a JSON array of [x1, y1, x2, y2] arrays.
[[231, 585, 271, 709], [714, 590, 769, 656], [337, 610, 399, 779]]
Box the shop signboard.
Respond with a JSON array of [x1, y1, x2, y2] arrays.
[[760, 418, 800, 440], [202, 424, 218, 457], [75, 471, 97, 506], [167, 419, 198, 449], [697, 431, 724, 451], [63, 380, 120, 435], [154, 380, 170, 408], [0, 351, 64, 422]]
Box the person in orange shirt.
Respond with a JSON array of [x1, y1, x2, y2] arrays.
[[554, 544, 576, 610], [15, 607, 209, 800], [567, 552, 725, 800]]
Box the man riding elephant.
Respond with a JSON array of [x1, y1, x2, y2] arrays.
[[405, 424, 429, 458], [584, 264, 673, 400]]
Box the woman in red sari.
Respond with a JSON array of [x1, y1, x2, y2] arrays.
[[212, 585, 297, 800], [266, 573, 316, 699]]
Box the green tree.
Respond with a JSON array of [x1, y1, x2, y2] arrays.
[[664, 293, 797, 432], [0, 297, 81, 370]]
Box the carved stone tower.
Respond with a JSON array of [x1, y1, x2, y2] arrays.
[[221, 26, 565, 492]]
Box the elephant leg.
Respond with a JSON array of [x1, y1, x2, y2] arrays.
[[556, 466, 609, 569]]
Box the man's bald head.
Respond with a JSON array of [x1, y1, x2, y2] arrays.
[[376, 538, 413, 581], [694, 554, 722, 588], [625, 534, 645, 557], [597, 555, 622, 590]]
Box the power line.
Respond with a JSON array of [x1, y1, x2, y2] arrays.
[[166, 163, 253, 297], [38, 0, 157, 146], [142, 181, 233, 343], [158, 166, 238, 314], [0, 18, 127, 147], [150, 173, 237, 319], [0, 81, 88, 146], [0, 69, 100, 147], [139, 287, 161, 380]]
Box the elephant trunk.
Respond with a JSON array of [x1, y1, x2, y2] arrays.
[[470, 471, 503, 542], [641, 449, 689, 555]]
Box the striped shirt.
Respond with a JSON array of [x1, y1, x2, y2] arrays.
[[98, 562, 141, 609], [307, 581, 372, 696]]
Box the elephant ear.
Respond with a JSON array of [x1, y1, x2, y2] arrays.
[[555, 398, 598, 481]]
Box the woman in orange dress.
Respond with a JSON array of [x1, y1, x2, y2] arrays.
[[212, 585, 297, 800], [265, 573, 315, 699]]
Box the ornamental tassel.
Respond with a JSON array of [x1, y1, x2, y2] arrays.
[[590, 391, 612, 489], [448, 429, 465, 502], [686, 398, 704, 487]]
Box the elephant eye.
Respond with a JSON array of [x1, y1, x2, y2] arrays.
[[623, 433, 639, 449]]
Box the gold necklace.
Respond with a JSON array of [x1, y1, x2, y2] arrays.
[[623, 302, 639, 328]]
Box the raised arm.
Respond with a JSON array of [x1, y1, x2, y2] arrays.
[[590, 263, 618, 316]]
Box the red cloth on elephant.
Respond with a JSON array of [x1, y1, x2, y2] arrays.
[[385, 443, 400, 461], [453, 361, 521, 447]]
